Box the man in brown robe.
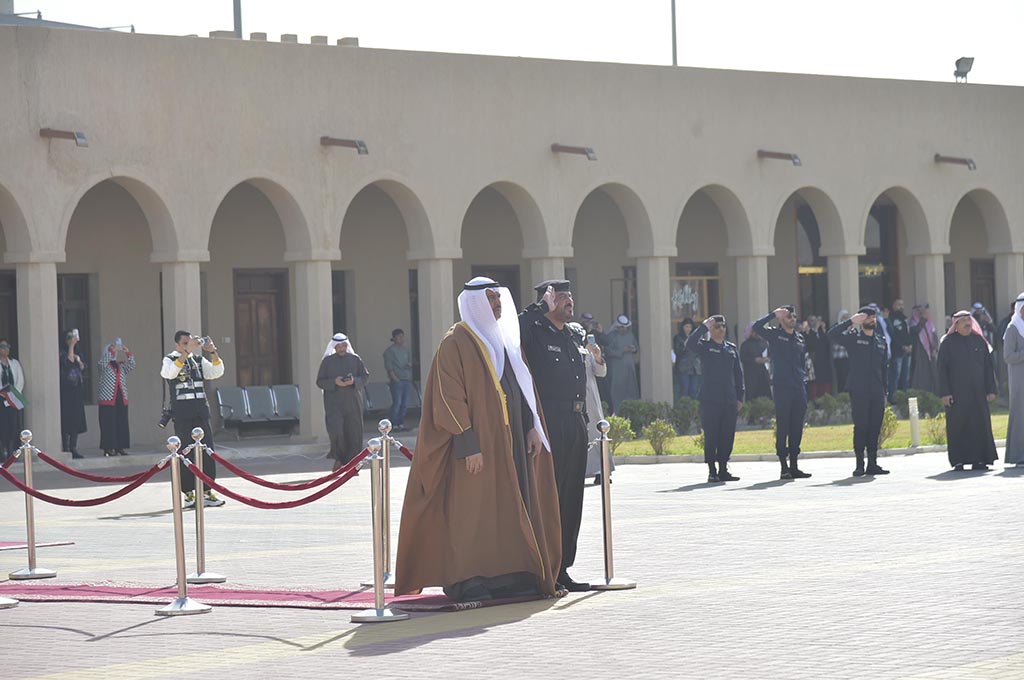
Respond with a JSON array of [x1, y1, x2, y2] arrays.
[[395, 277, 562, 601]]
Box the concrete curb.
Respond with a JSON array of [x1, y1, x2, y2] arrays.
[[612, 440, 1007, 465]]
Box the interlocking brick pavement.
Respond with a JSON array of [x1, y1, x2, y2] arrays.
[[1, 450, 1022, 679]]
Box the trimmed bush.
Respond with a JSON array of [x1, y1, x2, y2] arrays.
[[672, 397, 700, 435], [892, 389, 943, 419], [606, 415, 635, 455], [643, 419, 677, 456], [924, 413, 947, 445], [617, 400, 672, 434], [879, 405, 899, 449], [742, 397, 775, 428]]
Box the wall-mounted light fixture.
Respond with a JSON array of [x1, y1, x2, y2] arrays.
[[101, 24, 136, 33], [551, 143, 597, 161], [757, 149, 801, 166], [934, 153, 976, 171], [954, 57, 974, 83], [320, 136, 368, 155], [39, 128, 88, 148]]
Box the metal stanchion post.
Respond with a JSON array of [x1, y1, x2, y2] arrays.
[[909, 397, 921, 448], [186, 428, 225, 584], [362, 419, 396, 588], [9, 431, 57, 580], [589, 420, 636, 591], [352, 438, 408, 623], [156, 436, 211, 616]]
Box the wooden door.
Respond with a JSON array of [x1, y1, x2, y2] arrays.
[[234, 271, 289, 387]]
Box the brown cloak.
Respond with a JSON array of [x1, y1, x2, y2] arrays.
[[395, 322, 562, 596]]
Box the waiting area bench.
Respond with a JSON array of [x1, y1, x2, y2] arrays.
[[363, 382, 422, 418], [217, 385, 300, 438]]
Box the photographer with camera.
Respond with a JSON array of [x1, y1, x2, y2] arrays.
[[160, 331, 226, 507]]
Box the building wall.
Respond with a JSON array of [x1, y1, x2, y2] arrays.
[[568, 189, 632, 331], [675, 190, 735, 332], [946, 196, 992, 313], [455, 187, 529, 305]]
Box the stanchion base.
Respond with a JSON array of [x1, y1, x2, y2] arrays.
[[186, 572, 227, 584], [589, 577, 637, 591], [360, 572, 396, 589], [351, 607, 409, 623], [0, 597, 19, 609], [8, 567, 57, 580], [155, 597, 212, 616]]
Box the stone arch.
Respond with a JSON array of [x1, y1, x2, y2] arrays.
[[457, 181, 548, 258], [337, 176, 435, 259], [206, 175, 313, 256], [58, 173, 177, 256], [571, 181, 655, 256], [861, 186, 930, 256], [945, 188, 1011, 254], [769, 186, 844, 255], [0, 182, 31, 255], [676, 184, 752, 255]]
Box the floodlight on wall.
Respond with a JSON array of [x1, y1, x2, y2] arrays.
[[320, 136, 368, 155], [101, 24, 136, 33], [39, 128, 88, 148], [757, 149, 801, 166], [954, 57, 974, 83], [14, 11, 43, 20], [551, 143, 597, 161], [934, 153, 976, 171]]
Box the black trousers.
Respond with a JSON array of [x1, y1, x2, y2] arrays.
[[0, 404, 18, 457], [99, 392, 130, 451], [173, 413, 217, 494], [773, 387, 807, 458], [851, 389, 885, 458], [546, 411, 588, 573], [700, 400, 738, 464]]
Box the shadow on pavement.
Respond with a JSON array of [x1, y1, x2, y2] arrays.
[[97, 509, 175, 520], [733, 479, 793, 491], [926, 469, 991, 481], [330, 598, 557, 656], [997, 466, 1024, 477], [810, 476, 876, 488], [658, 482, 724, 493]]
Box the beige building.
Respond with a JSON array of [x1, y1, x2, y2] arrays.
[[1, 22, 1022, 456]]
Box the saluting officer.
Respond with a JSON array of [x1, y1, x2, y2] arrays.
[[686, 315, 745, 483], [520, 279, 591, 592], [828, 306, 891, 477], [754, 305, 812, 479]]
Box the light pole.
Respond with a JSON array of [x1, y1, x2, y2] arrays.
[[671, 0, 677, 66], [233, 0, 242, 38]]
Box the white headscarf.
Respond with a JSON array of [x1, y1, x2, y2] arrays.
[[323, 332, 356, 359], [457, 277, 550, 452], [1011, 292, 1024, 342]]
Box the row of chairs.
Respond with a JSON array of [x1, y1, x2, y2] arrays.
[[216, 385, 301, 434]]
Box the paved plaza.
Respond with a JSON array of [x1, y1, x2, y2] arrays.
[[1, 450, 1022, 679]]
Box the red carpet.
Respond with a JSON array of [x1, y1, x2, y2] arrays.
[[0, 581, 545, 611], [0, 540, 74, 551]]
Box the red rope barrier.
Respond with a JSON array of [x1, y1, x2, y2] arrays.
[[0, 463, 166, 507], [208, 448, 369, 491], [399, 444, 414, 461], [183, 459, 360, 510], [2, 454, 15, 470], [35, 451, 152, 484]]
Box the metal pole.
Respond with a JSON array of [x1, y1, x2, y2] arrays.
[[362, 419, 396, 588], [589, 420, 636, 591], [671, 0, 677, 66], [909, 397, 921, 448], [352, 438, 408, 623], [157, 437, 211, 615], [233, 0, 242, 39], [9, 431, 56, 580], [187, 428, 225, 584]]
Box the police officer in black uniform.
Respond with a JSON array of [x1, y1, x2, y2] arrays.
[[520, 279, 589, 591], [828, 306, 891, 477], [686, 314, 745, 483], [754, 305, 812, 479]]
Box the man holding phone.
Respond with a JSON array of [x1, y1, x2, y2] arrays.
[[160, 330, 226, 507], [316, 333, 369, 471]]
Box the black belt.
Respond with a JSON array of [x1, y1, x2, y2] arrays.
[[545, 399, 586, 414]]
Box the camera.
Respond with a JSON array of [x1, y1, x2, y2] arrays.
[[158, 408, 173, 428]]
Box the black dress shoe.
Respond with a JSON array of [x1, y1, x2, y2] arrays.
[[953, 464, 965, 471], [865, 464, 890, 475], [790, 468, 812, 479], [718, 469, 740, 482], [558, 574, 590, 592], [971, 464, 990, 471], [72, 452, 84, 460], [853, 465, 866, 477]]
